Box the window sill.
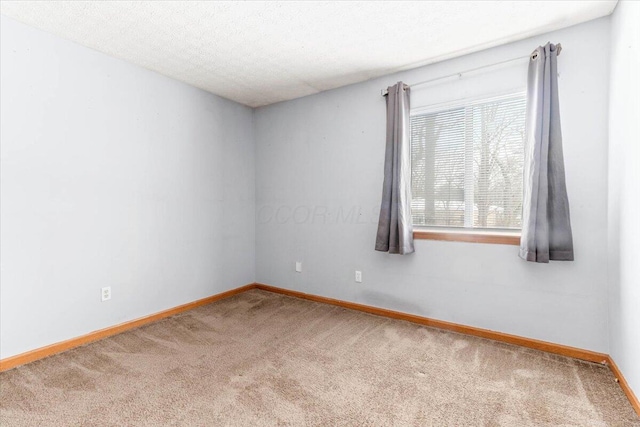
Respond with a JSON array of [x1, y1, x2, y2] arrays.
[[413, 228, 521, 246]]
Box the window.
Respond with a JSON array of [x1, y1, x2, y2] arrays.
[[410, 93, 526, 236]]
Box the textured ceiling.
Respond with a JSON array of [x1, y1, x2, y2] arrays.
[[0, 1, 617, 107]]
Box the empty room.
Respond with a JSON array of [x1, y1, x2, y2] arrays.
[[0, 0, 638, 425]]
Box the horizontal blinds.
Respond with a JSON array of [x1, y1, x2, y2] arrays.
[[411, 95, 526, 229]]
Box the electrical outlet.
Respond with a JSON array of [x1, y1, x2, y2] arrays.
[[101, 286, 111, 302], [295, 261, 302, 273], [355, 271, 362, 283]]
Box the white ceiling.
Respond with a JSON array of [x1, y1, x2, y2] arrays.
[[0, 1, 617, 108]]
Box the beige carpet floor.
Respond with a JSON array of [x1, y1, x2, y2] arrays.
[[0, 289, 638, 426]]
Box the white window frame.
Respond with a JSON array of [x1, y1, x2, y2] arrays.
[[410, 89, 526, 244]]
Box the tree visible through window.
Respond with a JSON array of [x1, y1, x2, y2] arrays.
[[410, 94, 526, 230]]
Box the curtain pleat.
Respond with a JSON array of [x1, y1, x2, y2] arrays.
[[376, 82, 415, 255], [520, 43, 574, 263]]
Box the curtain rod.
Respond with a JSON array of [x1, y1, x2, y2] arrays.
[[381, 44, 562, 97]]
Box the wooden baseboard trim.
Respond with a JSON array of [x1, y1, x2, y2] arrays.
[[0, 283, 257, 372], [254, 283, 608, 364], [3, 281, 637, 417], [254, 283, 640, 414], [607, 356, 640, 416]]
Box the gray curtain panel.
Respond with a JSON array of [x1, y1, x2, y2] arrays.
[[375, 82, 415, 255], [520, 43, 574, 263]]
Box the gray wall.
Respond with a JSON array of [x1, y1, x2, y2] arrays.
[[608, 0, 640, 398], [0, 16, 256, 359], [3, 9, 634, 384], [255, 18, 611, 353]]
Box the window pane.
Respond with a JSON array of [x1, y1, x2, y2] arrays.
[[411, 94, 526, 229]]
